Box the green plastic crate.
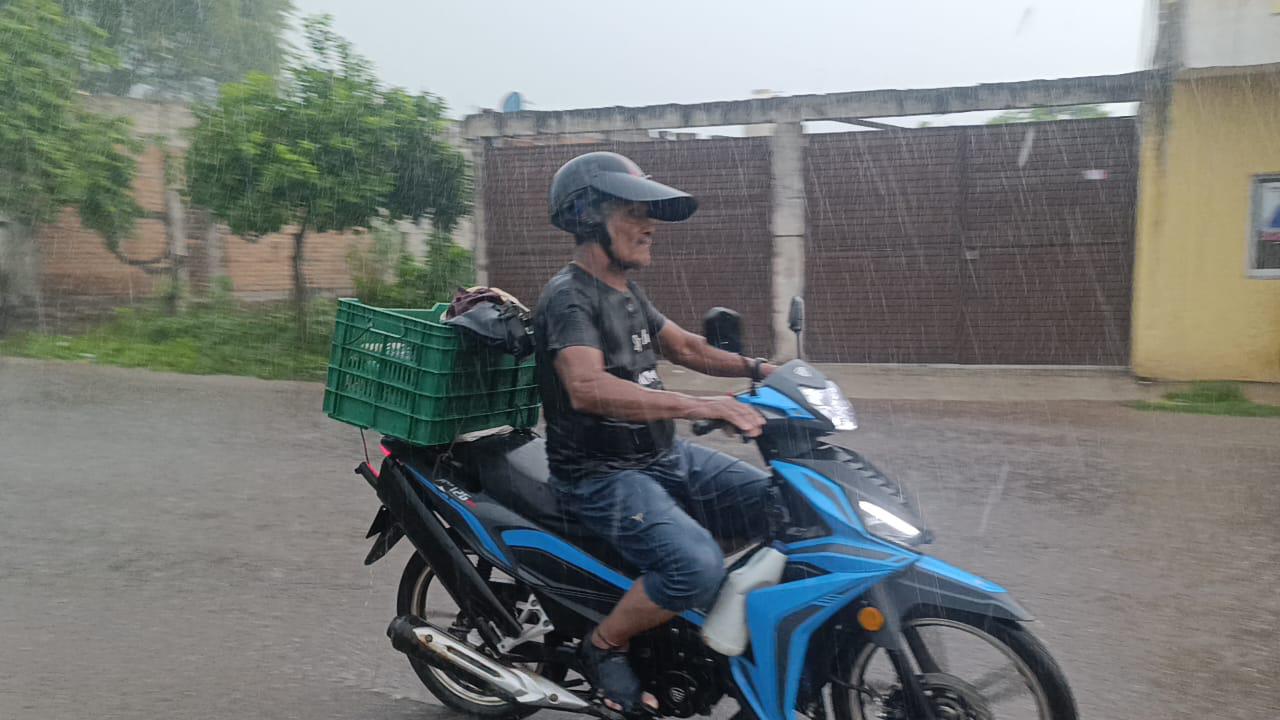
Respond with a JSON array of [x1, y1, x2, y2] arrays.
[[323, 298, 540, 446]]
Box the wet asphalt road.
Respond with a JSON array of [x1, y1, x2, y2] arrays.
[[2, 358, 1278, 720]]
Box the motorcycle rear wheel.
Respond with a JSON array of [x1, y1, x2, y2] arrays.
[[832, 608, 1077, 720], [396, 552, 567, 720]]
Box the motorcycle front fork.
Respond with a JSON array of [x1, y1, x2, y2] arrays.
[[816, 585, 936, 720], [861, 585, 937, 720]]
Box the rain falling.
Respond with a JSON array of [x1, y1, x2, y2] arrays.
[[2, 2, 1278, 720]]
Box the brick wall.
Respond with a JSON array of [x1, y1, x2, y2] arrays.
[[956, 119, 1136, 364], [36, 141, 373, 308], [482, 119, 1137, 366], [805, 128, 966, 363], [35, 101, 1137, 365], [38, 144, 170, 307], [484, 139, 775, 356], [805, 118, 1137, 364], [222, 228, 372, 297]]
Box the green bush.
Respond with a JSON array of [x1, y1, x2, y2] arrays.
[[348, 224, 474, 309], [0, 290, 336, 381], [1131, 382, 1280, 418], [1162, 382, 1246, 405], [2, 226, 476, 382]]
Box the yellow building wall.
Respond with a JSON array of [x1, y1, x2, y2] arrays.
[[1132, 71, 1280, 382]]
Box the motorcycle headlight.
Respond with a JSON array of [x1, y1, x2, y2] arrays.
[[799, 381, 858, 431], [856, 500, 922, 544]]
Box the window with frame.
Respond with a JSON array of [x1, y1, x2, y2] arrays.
[[1250, 175, 1280, 276]]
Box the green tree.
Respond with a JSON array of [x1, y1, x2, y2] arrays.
[[349, 225, 475, 309], [0, 0, 141, 327], [59, 0, 293, 99], [186, 16, 469, 333], [987, 104, 1110, 124]]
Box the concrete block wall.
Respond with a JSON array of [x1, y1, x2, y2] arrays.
[[474, 118, 1139, 365], [38, 144, 171, 308], [26, 98, 382, 322], [35, 141, 374, 308]]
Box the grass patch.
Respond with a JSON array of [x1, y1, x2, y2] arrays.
[[1130, 382, 1280, 418], [0, 296, 335, 381]]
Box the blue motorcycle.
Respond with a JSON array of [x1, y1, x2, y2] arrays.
[[352, 309, 1077, 720]]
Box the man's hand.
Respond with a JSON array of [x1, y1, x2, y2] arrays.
[[689, 396, 766, 437]]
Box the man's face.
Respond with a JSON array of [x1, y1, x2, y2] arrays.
[[604, 201, 657, 269]]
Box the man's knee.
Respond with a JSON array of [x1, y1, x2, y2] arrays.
[[647, 534, 726, 612]]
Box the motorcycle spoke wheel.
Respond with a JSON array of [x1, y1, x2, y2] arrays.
[[397, 553, 567, 719], [408, 565, 516, 706], [834, 610, 1077, 720]]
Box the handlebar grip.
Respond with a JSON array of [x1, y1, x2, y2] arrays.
[[691, 419, 727, 436]]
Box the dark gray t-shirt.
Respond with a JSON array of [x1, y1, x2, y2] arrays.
[[534, 264, 673, 482]]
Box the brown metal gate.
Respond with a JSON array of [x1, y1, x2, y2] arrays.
[[805, 118, 1136, 364], [484, 138, 774, 356]]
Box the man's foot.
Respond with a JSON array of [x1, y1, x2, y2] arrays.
[[578, 628, 658, 717]]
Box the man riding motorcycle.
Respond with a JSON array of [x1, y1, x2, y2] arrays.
[[533, 151, 777, 716]]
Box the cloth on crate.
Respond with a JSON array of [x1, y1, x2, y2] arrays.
[[444, 286, 535, 360]]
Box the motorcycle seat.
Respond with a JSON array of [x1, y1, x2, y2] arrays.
[[448, 432, 639, 575], [447, 432, 564, 524]]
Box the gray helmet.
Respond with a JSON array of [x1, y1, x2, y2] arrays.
[[549, 152, 698, 237]]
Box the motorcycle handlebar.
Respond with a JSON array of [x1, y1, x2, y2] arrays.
[[691, 419, 753, 444], [691, 419, 727, 436]]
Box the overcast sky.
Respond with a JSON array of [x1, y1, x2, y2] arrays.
[[293, 0, 1151, 118]]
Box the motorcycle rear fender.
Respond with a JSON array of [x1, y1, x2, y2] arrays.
[[355, 465, 406, 565], [369, 458, 522, 640], [362, 503, 404, 565], [885, 555, 1033, 622]]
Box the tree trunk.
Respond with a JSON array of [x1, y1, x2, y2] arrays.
[[0, 217, 44, 335], [292, 217, 309, 343]]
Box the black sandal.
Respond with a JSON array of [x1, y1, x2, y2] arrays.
[[578, 630, 655, 718]]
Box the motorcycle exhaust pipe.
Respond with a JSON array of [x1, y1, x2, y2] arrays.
[[388, 615, 591, 713]]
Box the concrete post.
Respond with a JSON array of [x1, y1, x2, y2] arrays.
[[770, 121, 806, 360], [400, 219, 428, 261], [202, 216, 224, 291], [451, 215, 477, 255], [163, 186, 188, 311], [469, 139, 490, 286]]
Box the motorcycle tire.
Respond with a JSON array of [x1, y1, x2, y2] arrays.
[[396, 552, 567, 720], [832, 607, 1078, 720]]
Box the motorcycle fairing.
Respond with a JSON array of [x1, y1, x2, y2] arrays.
[[500, 528, 707, 627], [402, 463, 515, 567], [731, 572, 885, 720], [739, 387, 816, 419]]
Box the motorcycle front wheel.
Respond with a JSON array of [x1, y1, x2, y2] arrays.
[[833, 608, 1077, 720]]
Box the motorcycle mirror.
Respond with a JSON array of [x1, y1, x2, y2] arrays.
[[703, 307, 743, 354], [788, 296, 806, 334]]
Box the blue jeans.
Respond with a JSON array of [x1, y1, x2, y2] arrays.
[[550, 441, 771, 612]]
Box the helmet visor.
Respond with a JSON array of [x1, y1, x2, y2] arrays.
[[590, 171, 698, 222]]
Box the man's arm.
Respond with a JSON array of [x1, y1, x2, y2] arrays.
[[555, 346, 766, 434], [657, 322, 776, 379]]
